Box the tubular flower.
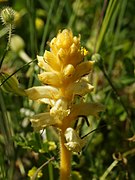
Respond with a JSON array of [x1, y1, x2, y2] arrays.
[[25, 29, 104, 136]]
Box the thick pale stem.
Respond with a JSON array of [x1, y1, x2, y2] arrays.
[[60, 130, 72, 180]]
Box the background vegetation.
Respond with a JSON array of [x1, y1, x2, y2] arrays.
[[0, 0, 135, 179]]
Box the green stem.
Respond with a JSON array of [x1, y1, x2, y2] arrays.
[[67, 0, 80, 28], [108, 0, 128, 73], [100, 148, 135, 180], [95, 0, 117, 53], [100, 160, 118, 180], [27, 0, 37, 58], [48, 163, 54, 180], [39, 0, 55, 55], [0, 24, 12, 68], [101, 66, 129, 117]]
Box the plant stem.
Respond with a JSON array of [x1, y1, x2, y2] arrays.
[[60, 130, 72, 180], [100, 160, 118, 180], [95, 0, 117, 53], [0, 24, 12, 68], [100, 148, 135, 180], [108, 0, 128, 74], [39, 0, 55, 55]]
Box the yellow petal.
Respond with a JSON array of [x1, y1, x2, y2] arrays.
[[49, 37, 58, 55], [25, 86, 59, 100], [38, 72, 61, 87], [70, 103, 105, 119], [67, 44, 82, 66], [37, 55, 53, 72], [73, 36, 80, 47], [67, 80, 94, 97], [56, 29, 73, 49], [72, 61, 94, 81], [44, 51, 60, 71], [57, 48, 66, 62], [62, 64, 75, 79]]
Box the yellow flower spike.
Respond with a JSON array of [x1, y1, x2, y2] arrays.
[[49, 37, 58, 55], [25, 29, 105, 180]]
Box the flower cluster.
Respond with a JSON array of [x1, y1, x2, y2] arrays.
[[26, 29, 104, 151]]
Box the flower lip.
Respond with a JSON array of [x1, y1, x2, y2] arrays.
[[25, 86, 60, 100]]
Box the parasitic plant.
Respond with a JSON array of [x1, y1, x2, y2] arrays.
[[26, 29, 104, 180]]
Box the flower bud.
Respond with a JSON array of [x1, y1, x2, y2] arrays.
[[0, 72, 26, 96], [0, 7, 15, 25], [91, 53, 103, 69]]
